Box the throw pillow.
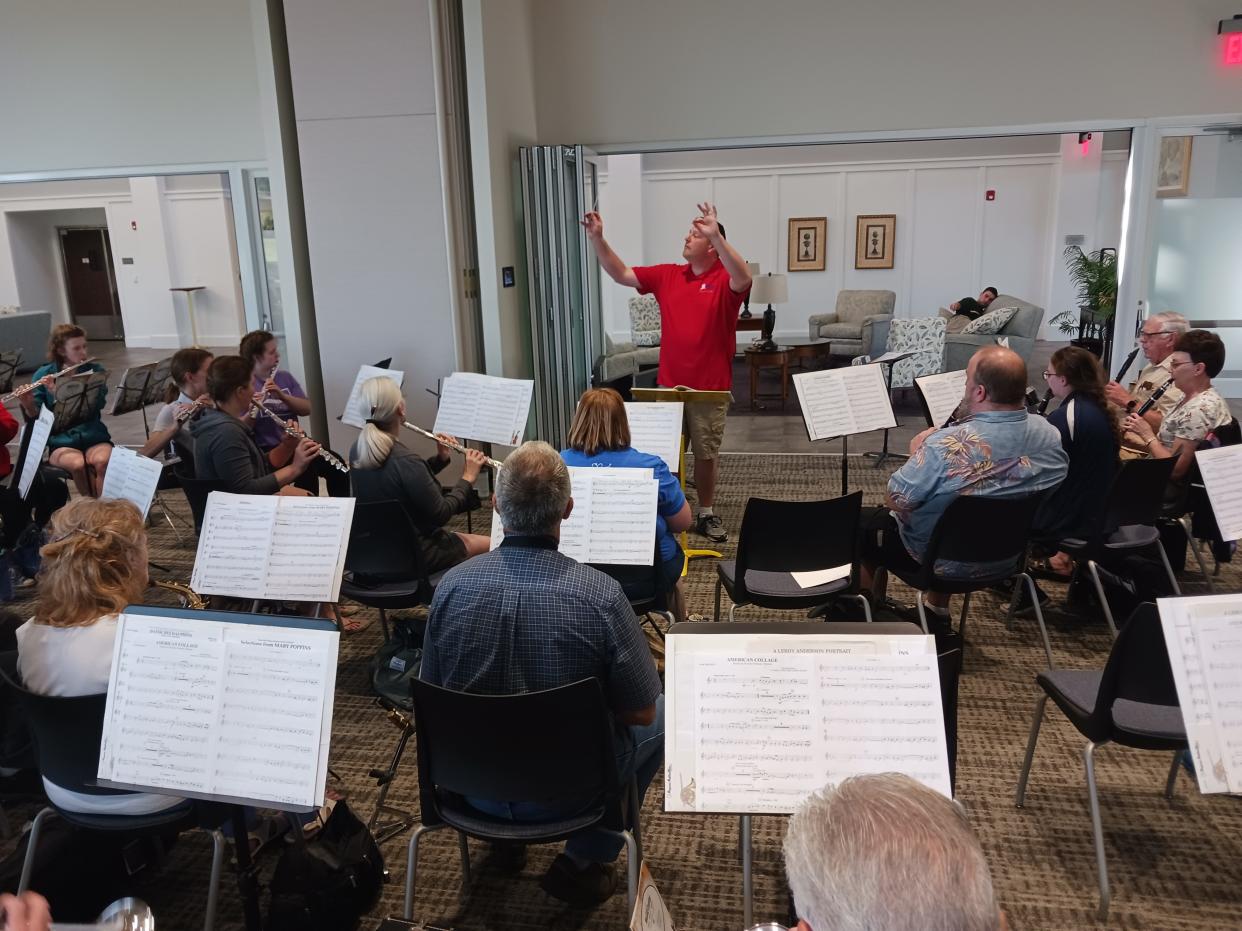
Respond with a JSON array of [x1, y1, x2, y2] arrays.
[[961, 306, 1017, 335], [628, 295, 661, 347]]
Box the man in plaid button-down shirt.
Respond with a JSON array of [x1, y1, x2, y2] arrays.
[[421, 441, 664, 908]]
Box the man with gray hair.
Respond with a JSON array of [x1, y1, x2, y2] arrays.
[[1105, 310, 1189, 457], [420, 440, 663, 909], [783, 773, 1008, 931]]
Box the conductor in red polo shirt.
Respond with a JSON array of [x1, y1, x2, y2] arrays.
[[582, 202, 751, 543]]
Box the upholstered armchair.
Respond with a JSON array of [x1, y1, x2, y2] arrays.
[[626, 294, 661, 369], [942, 294, 1045, 372], [807, 290, 896, 358], [862, 316, 948, 389]]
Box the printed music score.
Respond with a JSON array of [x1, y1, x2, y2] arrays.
[[432, 372, 533, 446], [665, 632, 950, 814], [190, 493, 355, 602], [1159, 595, 1242, 794], [100, 446, 163, 518], [792, 364, 896, 442], [1191, 445, 1242, 543], [17, 407, 54, 500], [97, 610, 338, 810], [915, 369, 969, 428], [340, 364, 405, 429], [490, 467, 659, 565], [624, 401, 684, 474]]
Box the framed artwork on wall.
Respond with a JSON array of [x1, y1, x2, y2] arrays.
[[1156, 136, 1193, 198], [787, 217, 827, 272], [855, 214, 896, 269]]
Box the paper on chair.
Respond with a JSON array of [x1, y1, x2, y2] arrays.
[[17, 407, 54, 500], [97, 610, 338, 811], [190, 493, 355, 602], [790, 563, 852, 589], [432, 372, 533, 446], [664, 632, 949, 814], [100, 446, 164, 519], [792, 364, 896, 442], [340, 365, 405, 429], [625, 401, 684, 474], [1192, 445, 1242, 543], [915, 369, 969, 428]]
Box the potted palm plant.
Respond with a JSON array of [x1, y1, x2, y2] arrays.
[[1048, 245, 1118, 359]]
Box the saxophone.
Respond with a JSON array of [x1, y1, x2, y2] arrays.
[[150, 579, 209, 609]]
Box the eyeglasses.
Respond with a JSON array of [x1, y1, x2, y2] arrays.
[[1138, 329, 1173, 340], [1169, 359, 1197, 370], [1042, 371, 1059, 380]]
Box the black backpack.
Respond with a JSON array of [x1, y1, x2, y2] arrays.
[[267, 800, 384, 931], [369, 616, 425, 711]]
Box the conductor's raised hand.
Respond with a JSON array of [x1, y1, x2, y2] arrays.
[[692, 202, 720, 240], [461, 447, 486, 483], [580, 211, 604, 241], [292, 437, 320, 471]]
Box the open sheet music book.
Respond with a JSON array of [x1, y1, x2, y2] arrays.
[[791, 364, 896, 442], [190, 493, 355, 602], [97, 606, 338, 811], [625, 401, 683, 474], [1191, 446, 1242, 543], [100, 447, 163, 518], [914, 369, 968, 428], [1159, 595, 1242, 794], [490, 467, 659, 565], [17, 407, 54, 500], [432, 372, 533, 446], [665, 630, 950, 814], [340, 364, 405, 428]]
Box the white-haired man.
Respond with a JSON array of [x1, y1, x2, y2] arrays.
[[783, 773, 1008, 931], [1104, 310, 1189, 457]]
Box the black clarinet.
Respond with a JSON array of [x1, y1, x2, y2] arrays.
[[1135, 378, 1174, 416], [1114, 345, 1141, 383], [1036, 388, 1055, 415]]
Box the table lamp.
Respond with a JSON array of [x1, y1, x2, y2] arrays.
[[740, 262, 761, 317], [750, 273, 787, 351]]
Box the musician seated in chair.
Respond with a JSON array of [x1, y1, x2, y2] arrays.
[[1123, 329, 1230, 510], [139, 347, 214, 461], [348, 376, 490, 570], [1105, 311, 1189, 458], [190, 355, 319, 496], [561, 387, 691, 621], [0, 404, 68, 581], [23, 325, 111, 498], [859, 346, 1067, 630]]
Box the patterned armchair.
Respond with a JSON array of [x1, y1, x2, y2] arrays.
[[627, 294, 661, 369], [861, 316, 947, 389], [807, 290, 896, 358]]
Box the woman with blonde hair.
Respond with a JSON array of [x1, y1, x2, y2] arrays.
[[15, 498, 190, 815], [562, 387, 691, 620], [349, 376, 490, 571]]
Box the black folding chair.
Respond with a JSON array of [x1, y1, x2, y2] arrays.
[[1058, 458, 1181, 636], [1014, 603, 1186, 921], [715, 492, 870, 622], [403, 677, 643, 922], [173, 472, 229, 535]]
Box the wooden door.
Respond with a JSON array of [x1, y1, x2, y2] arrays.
[[59, 228, 123, 339]]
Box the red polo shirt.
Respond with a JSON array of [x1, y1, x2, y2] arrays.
[[633, 260, 748, 390], [0, 403, 17, 478]]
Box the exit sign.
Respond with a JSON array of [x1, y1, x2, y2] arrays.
[[1227, 33, 1242, 65]]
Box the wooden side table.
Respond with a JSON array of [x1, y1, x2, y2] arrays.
[[745, 345, 790, 410]]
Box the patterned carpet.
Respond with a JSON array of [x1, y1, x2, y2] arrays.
[[3, 452, 1241, 931]]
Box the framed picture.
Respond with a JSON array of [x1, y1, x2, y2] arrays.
[[855, 214, 896, 269], [1156, 136, 1193, 198], [787, 217, 827, 272]]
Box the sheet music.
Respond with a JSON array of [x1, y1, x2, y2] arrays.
[[340, 364, 405, 429], [1193, 445, 1242, 542], [432, 372, 533, 446], [17, 407, 54, 499], [190, 493, 354, 602], [790, 563, 852, 589], [915, 369, 969, 428], [792, 364, 896, 442], [665, 632, 948, 814], [100, 446, 163, 518], [625, 401, 684, 474], [98, 611, 338, 809], [489, 468, 658, 565], [1159, 595, 1242, 794]]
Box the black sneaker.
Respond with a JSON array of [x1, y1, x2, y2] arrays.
[[1012, 579, 1050, 615], [696, 513, 728, 544], [486, 841, 527, 874], [539, 853, 618, 908]]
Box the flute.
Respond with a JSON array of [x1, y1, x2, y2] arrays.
[[0, 358, 96, 404], [1114, 344, 1141, 383], [174, 397, 212, 425], [250, 402, 350, 472], [1135, 377, 1174, 416], [403, 421, 503, 469]]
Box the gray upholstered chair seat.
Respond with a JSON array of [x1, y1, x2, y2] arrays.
[[808, 290, 895, 357]]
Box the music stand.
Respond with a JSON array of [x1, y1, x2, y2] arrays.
[[860, 351, 916, 469], [0, 350, 22, 395], [142, 356, 174, 407], [371, 357, 392, 369], [49, 371, 108, 437], [108, 361, 157, 427], [632, 386, 734, 562]]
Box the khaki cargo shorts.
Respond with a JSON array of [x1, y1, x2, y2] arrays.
[[684, 398, 729, 461]]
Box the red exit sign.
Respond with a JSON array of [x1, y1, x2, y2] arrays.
[[1227, 33, 1242, 65]]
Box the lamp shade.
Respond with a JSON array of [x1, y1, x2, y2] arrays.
[[750, 273, 788, 305]]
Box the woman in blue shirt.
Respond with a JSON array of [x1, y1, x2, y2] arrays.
[[561, 388, 692, 620]]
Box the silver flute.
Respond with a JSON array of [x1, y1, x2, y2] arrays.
[[250, 402, 350, 472], [0, 358, 96, 404], [402, 421, 503, 469]]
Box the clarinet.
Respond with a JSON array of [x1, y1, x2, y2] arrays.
[[250, 402, 350, 473], [1135, 378, 1174, 416], [1114, 345, 1141, 383], [1036, 388, 1054, 415]]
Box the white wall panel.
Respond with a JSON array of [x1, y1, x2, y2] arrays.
[[642, 179, 708, 265], [908, 168, 979, 316], [841, 171, 910, 306], [775, 172, 840, 326], [981, 163, 1054, 308]]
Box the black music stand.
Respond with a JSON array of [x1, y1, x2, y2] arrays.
[[141, 356, 174, 409], [49, 371, 108, 437], [108, 362, 157, 432], [861, 351, 916, 469], [0, 350, 22, 395]]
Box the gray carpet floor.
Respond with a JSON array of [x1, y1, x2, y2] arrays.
[[2, 451, 1241, 931]]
